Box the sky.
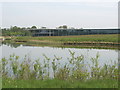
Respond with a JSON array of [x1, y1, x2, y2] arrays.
[[0, 0, 119, 29]]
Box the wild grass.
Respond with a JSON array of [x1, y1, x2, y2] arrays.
[[1, 51, 119, 88], [3, 34, 119, 49], [7, 34, 119, 43], [3, 78, 118, 88]]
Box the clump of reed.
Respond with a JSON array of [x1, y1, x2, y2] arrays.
[[1, 51, 118, 81]]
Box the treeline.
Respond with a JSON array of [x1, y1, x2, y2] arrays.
[[1, 26, 37, 36], [1, 25, 79, 36]]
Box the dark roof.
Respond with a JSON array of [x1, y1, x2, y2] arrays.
[[29, 28, 119, 31]]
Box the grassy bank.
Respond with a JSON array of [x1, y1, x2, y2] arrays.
[[3, 34, 119, 49], [3, 78, 118, 88], [12, 34, 119, 42]]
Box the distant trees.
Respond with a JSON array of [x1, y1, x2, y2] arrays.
[[31, 26, 37, 29], [1, 25, 82, 36], [62, 25, 67, 29], [2, 26, 32, 36], [58, 25, 68, 29]]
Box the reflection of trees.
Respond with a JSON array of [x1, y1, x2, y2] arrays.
[[2, 42, 21, 48]]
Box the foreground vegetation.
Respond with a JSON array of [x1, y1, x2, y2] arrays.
[[2, 51, 118, 88], [3, 78, 117, 88]]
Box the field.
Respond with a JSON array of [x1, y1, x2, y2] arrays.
[[13, 34, 119, 42], [3, 34, 119, 49]]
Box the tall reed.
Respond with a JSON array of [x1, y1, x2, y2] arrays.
[[2, 51, 118, 81]]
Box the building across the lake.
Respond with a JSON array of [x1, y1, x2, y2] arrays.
[[29, 29, 119, 36]]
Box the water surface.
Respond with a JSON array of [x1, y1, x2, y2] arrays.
[[1, 44, 118, 67]]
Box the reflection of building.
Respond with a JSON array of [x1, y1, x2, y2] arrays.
[[29, 29, 119, 36]]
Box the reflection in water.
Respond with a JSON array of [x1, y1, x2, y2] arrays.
[[2, 42, 21, 48]]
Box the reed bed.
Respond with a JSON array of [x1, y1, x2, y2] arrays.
[[1, 51, 119, 88]]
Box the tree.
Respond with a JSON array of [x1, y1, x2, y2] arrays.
[[31, 26, 37, 29], [10, 26, 21, 32], [58, 26, 63, 29], [58, 25, 68, 29], [62, 25, 67, 29], [2, 26, 32, 36]]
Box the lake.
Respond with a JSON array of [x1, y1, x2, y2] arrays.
[[1, 44, 118, 65], [0, 43, 119, 78]]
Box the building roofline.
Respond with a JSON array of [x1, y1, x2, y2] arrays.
[[28, 28, 119, 31]]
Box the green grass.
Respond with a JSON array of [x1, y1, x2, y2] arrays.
[[3, 34, 119, 49], [8, 34, 119, 43], [2, 78, 118, 88], [0, 78, 2, 89]]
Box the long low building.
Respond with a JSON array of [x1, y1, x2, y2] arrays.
[[29, 29, 120, 36]]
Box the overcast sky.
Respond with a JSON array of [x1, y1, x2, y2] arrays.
[[1, 0, 119, 29]]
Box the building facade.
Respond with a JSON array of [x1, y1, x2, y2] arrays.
[[29, 29, 119, 36]]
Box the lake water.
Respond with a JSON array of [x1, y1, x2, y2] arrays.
[[1, 44, 118, 67], [0, 43, 119, 78]]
